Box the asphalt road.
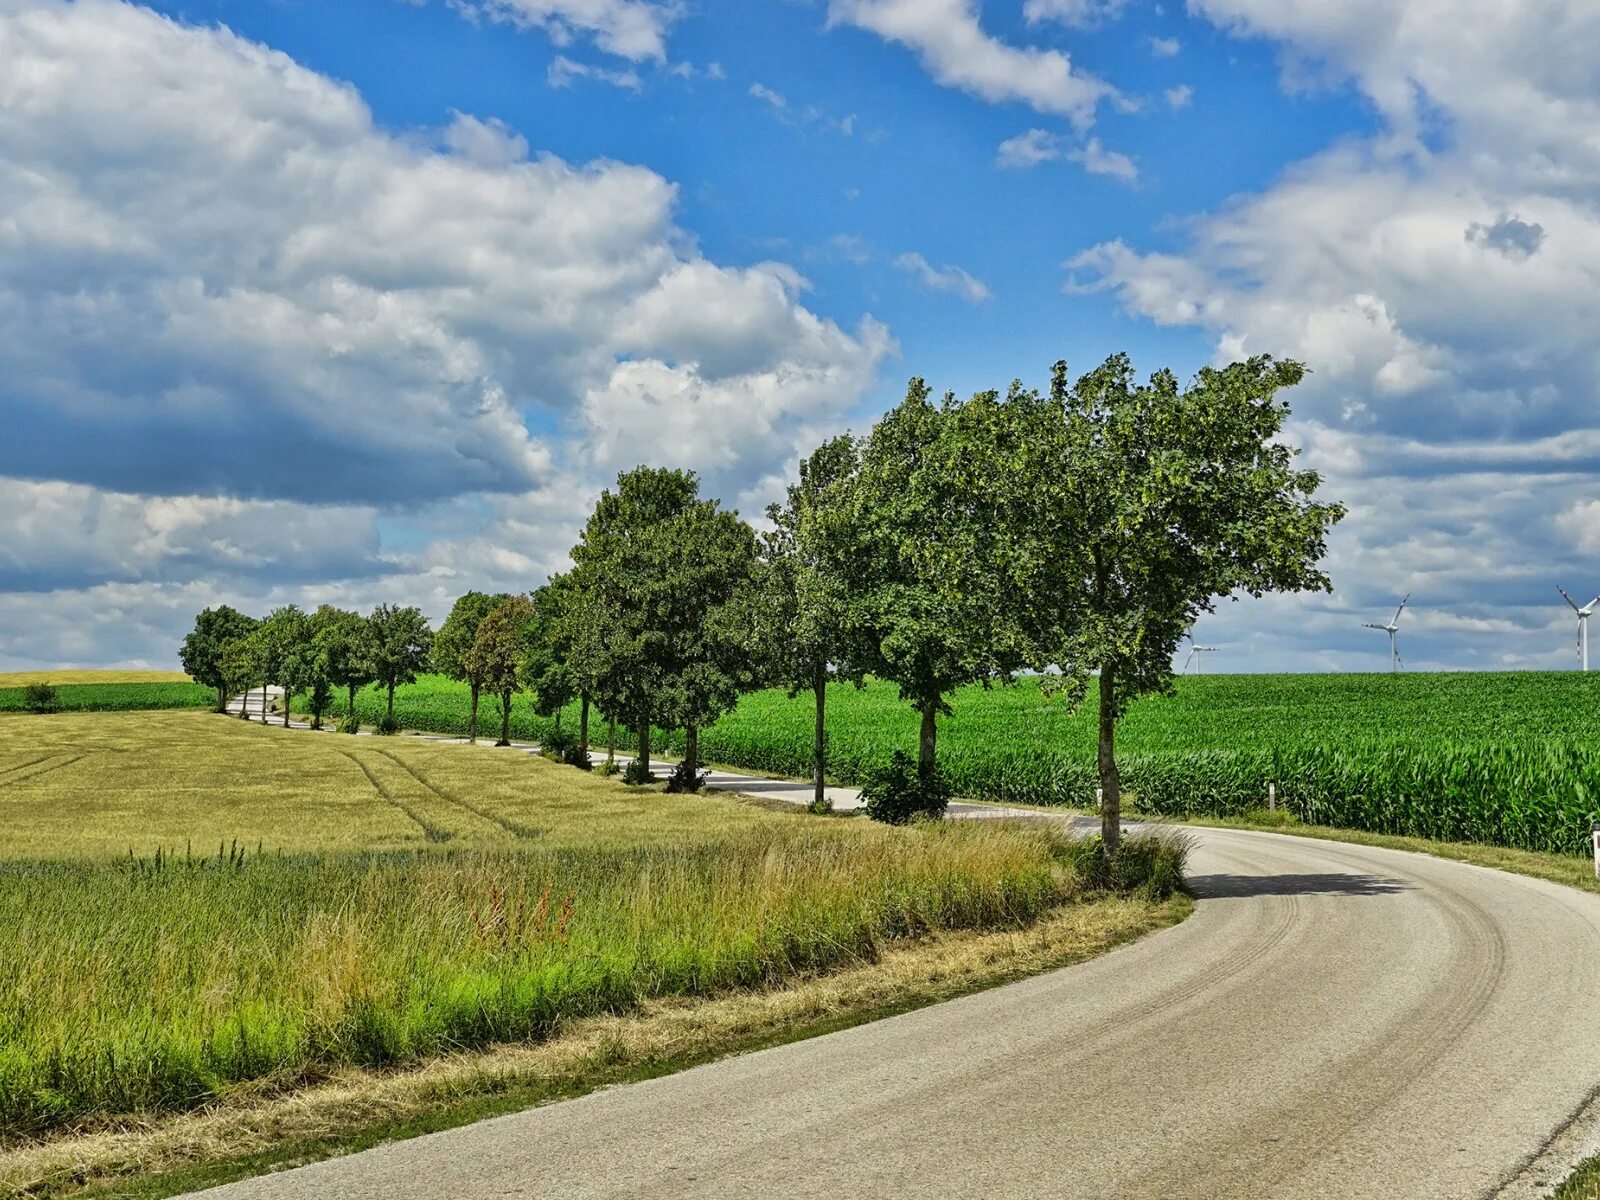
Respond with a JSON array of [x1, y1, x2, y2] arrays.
[[195, 818, 1600, 1200]]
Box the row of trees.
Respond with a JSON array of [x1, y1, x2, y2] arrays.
[[180, 353, 1344, 846]]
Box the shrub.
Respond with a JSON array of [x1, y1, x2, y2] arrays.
[[542, 727, 576, 758], [22, 683, 58, 713], [1059, 832, 1190, 900], [860, 750, 950, 825], [595, 759, 621, 778], [622, 759, 654, 786], [664, 760, 710, 793], [375, 713, 401, 736], [341, 714, 362, 735], [807, 795, 835, 815], [562, 743, 593, 770]]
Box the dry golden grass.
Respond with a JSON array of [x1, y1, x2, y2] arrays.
[[0, 670, 191, 687], [0, 711, 791, 859], [0, 892, 1186, 1199]]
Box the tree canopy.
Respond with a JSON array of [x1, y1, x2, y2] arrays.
[[367, 603, 433, 722], [178, 606, 259, 712]]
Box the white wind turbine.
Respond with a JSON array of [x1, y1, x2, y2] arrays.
[[1363, 594, 1410, 672], [1558, 586, 1600, 671], [1183, 644, 1218, 674]]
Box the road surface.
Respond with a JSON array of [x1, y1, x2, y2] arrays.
[[193, 802, 1600, 1199]]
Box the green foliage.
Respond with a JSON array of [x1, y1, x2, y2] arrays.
[[375, 713, 401, 736], [341, 714, 362, 735], [663, 760, 710, 794], [0, 682, 213, 713], [21, 682, 58, 713], [594, 759, 621, 778], [622, 758, 654, 786], [179, 606, 259, 710], [859, 750, 950, 825], [367, 604, 434, 719], [1058, 833, 1191, 901], [310, 605, 374, 713], [434, 592, 509, 687]]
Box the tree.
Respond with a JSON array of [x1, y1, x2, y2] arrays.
[[367, 604, 433, 723], [1026, 354, 1344, 850], [434, 591, 509, 744], [538, 572, 613, 760], [568, 467, 757, 780], [257, 605, 310, 727], [179, 606, 258, 712], [842, 380, 1026, 785], [310, 605, 373, 726], [219, 635, 261, 721], [468, 595, 534, 746], [758, 435, 865, 808], [522, 583, 578, 733]]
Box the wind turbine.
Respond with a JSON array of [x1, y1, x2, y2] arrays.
[[1183, 645, 1218, 674], [1558, 586, 1600, 671], [1363, 594, 1410, 672]]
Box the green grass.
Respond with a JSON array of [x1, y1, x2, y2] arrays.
[[1556, 1155, 1600, 1199], [333, 672, 1600, 858], [0, 712, 1107, 1138], [0, 682, 214, 714]]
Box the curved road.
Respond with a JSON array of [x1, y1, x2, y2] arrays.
[[196, 821, 1600, 1200]]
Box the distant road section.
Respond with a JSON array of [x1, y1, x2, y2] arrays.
[[197, 826, 1600, 1200]]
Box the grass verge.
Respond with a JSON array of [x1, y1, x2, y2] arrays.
[[1, 893, 1188, 1199]]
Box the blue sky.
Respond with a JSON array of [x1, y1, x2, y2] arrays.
[[2, 0, 1598, 673]]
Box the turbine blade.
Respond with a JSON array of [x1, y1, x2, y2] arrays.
[[1559, 585, 1581, 612], [1393, 594, 1410, 625]]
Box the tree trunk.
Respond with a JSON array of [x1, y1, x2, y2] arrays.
[[283, 688, 292, 727], [555, 707, 562, 731], [636, 711, 650, 778], [579, 691, 590, 756], [1098, 667, 1122, 852], [608, 715, 617, 765], [346, 684, 356, 727], [386, 682, 396, 721], [499, 691, 512, 746], [216, 686, 227, 714], [918, 705, 937, 780], [685, 725, 699, 774], [468, 684, 480, 745], [812, 659, 828, 808], [260, 679, 268, 725]]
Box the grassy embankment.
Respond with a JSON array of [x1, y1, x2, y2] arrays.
[[0, 711, 1185, 1197], [321, 671, 1600, 857]]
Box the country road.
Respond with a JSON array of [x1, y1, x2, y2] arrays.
[[193, 792, 1600, 1199]]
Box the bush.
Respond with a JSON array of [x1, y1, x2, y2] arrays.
[[562, 743, 593, 770], [22, 683, 58, 713], [664, 760, 710, 793], [622, 759, 654, 786], [341, 714, 362, 735], [1058, 832, 1190, 900], [375, 713, 401, 736], [542, 727, 576, 758], [595, 759, 621, 778], [807, 795, 835, 815], [860, 750, 950, 825]]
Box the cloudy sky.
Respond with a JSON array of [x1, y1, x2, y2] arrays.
[[1, 0, 1597, 673]]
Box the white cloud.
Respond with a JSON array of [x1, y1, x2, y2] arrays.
[[1072, 0, 1600, 668], [546, 54, 642, 89], [1067, 136, 1139, 182], [892, 252, 993, 303], [1165, 83, 1193, 109], [453, 0, 682, 62], [996, 128, 1063, 168], [1148, 36, 1180, 57], [1022, 0, 1129, 28], [827, 0, 1114, 127], [749, 82, 787, 110]]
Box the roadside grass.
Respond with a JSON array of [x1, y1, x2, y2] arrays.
[[0, 891, 1187, 1199], [0, 670, 192, 687], [0, 712, 1184, 1158], [1556, 1157, 1600, 1199]]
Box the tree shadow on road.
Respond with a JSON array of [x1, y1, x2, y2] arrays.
[[1189, 872, 1412, 899]]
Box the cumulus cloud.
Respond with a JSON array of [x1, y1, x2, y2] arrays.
[[1074, 0, 1600, 668], [996, 128, 1063, 168], [1165, 83, 1193, 109], [826, 0, 1114, 127], [1148, 36, 1180, 57], [892, 253, 994, 303], [546, 54, 642, 89], [1022, 0, 1130, 28], [1067, 136, 1138, 181], [0, 1, 887, 510]]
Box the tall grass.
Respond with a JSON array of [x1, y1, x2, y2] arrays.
[[0, 822, 1077, 1136]]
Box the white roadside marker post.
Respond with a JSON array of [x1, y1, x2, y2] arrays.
[[1592, 820, 1599, 881], [1096, 787, 1103, 814], [1268, 782, 1277, 813]]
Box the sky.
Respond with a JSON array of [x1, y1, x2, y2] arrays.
[[1, 0, 1598, 674]]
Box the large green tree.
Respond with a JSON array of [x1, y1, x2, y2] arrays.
[[257, 605, 310, 727], [433, 591, 510, 744], [568, 467, 757, 779], [367, 604, 433, 723], [219, 634, 262, 721], [310, 605, 373, 727], [758, 435, 866, 807], [843, 380, 1027, 782], [1025, 354, 1345, 849], [468, 595, 535, 746], [178, 606, 258, 712]]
